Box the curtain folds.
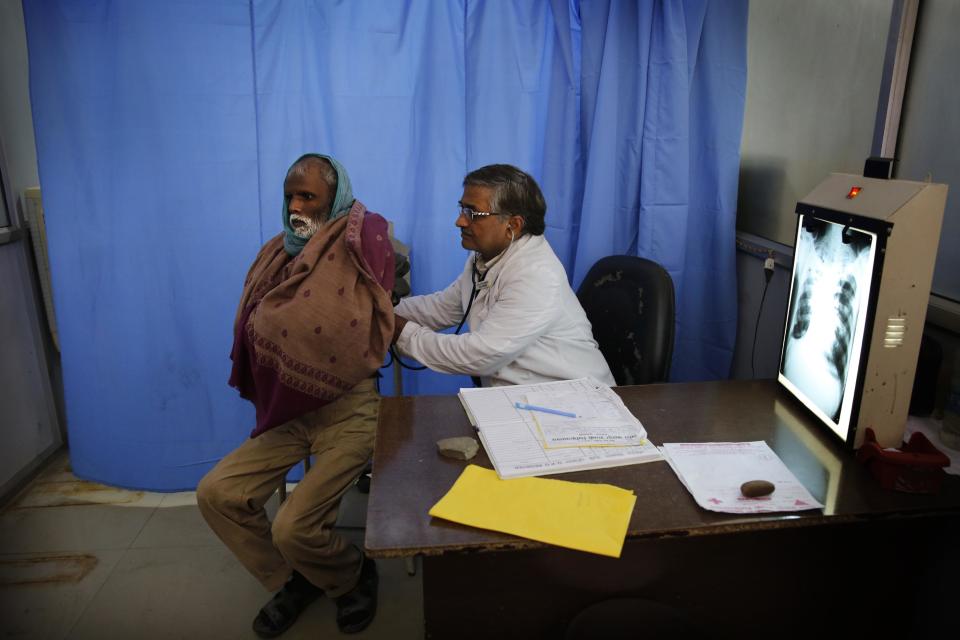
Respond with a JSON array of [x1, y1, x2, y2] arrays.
[[24, 0, 746, 490]]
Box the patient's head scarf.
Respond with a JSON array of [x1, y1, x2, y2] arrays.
[[282, 153, 355, 256]]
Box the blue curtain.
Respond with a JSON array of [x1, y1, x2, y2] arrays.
[[573, 0, 747, 380], [23, 0, 746, 490]]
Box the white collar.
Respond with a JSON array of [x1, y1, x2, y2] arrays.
[[474, 233, 534, 276]]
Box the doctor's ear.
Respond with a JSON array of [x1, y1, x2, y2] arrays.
[[508, 215, 525, 236]]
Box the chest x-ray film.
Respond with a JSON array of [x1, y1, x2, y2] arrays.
[[779, 215, 877, 443]]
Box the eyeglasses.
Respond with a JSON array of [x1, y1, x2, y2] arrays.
[[458, 205, 503, 223]]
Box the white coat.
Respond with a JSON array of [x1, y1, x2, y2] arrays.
[[395, 234, 615, 387]]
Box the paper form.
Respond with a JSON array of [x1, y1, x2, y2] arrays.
[[459, 388, 524, 424], [428, 464, 636, 558], [459, 378, 662, 479], [524, 390, 646, 447], [660, 441, 824, 514]]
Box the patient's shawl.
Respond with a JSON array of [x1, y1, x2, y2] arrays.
[[230, 201, 394, 437]]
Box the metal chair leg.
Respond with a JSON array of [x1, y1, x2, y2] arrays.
[[356, 460, 373, 494], [278, 457, 311, 504]]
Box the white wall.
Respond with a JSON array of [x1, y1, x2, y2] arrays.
[[1, 0, 40, 199], [0, 0, 61, 500], [737, 0, 892, 245], [733, 0, 959, 412], [896, 0, 960, 301]]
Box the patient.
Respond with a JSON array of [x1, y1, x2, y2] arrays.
[[197, 153, 394, 637]]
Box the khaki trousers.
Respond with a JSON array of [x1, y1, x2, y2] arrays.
[[197, 378, 378, 596]]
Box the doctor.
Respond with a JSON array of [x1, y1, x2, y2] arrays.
[[392, 164, 614, 387]]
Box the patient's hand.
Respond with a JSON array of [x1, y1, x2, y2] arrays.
[[392, 314, 408, 344]]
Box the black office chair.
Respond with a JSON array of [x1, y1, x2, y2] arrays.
[[576, 255, 675, 385]]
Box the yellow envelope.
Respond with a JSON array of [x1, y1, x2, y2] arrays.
[[428, 465, 636, 558]]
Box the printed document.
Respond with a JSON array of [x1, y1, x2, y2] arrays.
[[523, 390, 645, 447], [660, 441, 824, 514], [459, 378, 662, 479]]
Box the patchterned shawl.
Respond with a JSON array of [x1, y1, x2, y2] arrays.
[[230, 201, 395, 437]]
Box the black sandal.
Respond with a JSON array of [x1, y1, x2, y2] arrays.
[[335, 555, 378, 634], [252, 571, 323, 638]]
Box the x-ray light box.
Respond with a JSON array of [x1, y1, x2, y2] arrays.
[[778, 173, 948, 449]]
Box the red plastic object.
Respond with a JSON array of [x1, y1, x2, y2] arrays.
[[856, 427, 950, 494]]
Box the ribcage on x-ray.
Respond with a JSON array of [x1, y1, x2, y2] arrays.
[[788, 272, 858, 381], [790, 275, 813, 339], [782, 217, 874, 428], [829, 276, 857, 381]]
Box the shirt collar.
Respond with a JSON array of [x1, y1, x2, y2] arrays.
[[474, 233, 533, 275]]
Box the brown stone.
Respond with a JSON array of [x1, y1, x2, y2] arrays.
[[437, 436, 480, 461], [740, 480, 776, 498]]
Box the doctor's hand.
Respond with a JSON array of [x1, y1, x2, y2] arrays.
[[392, 314, 408, 344]]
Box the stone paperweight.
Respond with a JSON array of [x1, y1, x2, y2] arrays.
[[437, 436, 480, 461]]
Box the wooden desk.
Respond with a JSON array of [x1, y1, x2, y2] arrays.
[[366, 380, 960, 638]]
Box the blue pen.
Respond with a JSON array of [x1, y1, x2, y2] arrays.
[[514, 402, 578, 418]]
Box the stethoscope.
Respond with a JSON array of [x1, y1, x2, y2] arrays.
[[454, 257, 489, 335], [393, 235, 513, 378], [454, 226, 519, 334], [389, 255, 487, 373]]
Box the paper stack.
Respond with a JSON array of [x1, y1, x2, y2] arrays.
[[458, 377, 662, 479], [660, 441, 824, 514]]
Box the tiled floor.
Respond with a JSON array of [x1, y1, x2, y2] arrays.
[[0, 452, 423, 639]]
